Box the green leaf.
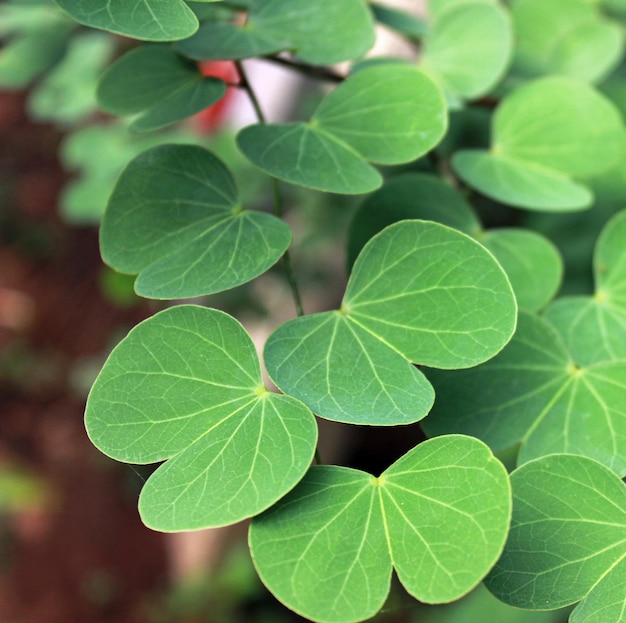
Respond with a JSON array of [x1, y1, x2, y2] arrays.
[[370, 2, 427, 39], [97, 45, 226, 132], [424, 311, 626, 476], [485, 454, 626, 621], [511, 0, 624, 83], [237, 65, 447, 194], [265, 220, 517, 425], [250, 435, 511, 623], [427, 0, 498, 17], [346, 174, 563, 311], [53, 0, 199, 41], [236, 123, 382, 195], [85, 305, 317, 530], [481, 229, 563, 312], [100, 144, 291, 299], [544, 209, 626, 365], [176, 0, 375, 64], [421, 1, 513, 101], [452, 78, 626, 210]]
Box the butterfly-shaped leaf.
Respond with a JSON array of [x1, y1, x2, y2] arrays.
[[176, 0, 375, 65], [544, 209, 626, 365], [250, 435, 511, 623], [97, 45, 226, 132], [452, 77, 626, 210], [238, 65, 447, 194], [264, 219, 517, 425], [100, 144, 291, 299], [85, 305, 317, 531], [54, 0, 198, 41], [424, 310, 626, 476], [486, 454, 626, 623]]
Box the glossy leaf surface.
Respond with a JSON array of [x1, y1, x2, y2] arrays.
[[250, 435, 511, 623], [238, 65, 446, 193], [97, 45, 226, 131], [425, 311, 626, 476], [486, 454, 626, 621], [100, 144, 291, 299], [54, 0, 199, 41], [176, 0, 375, 64], [85, 305, 317, 530], [265, 220, 517, 424]]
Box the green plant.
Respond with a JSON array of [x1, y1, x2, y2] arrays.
[[5, 0, 626, 622]]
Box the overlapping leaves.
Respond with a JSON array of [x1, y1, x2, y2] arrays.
[[424, 311, 626, 476], [544, 210, 626, 365], [250, 435, 511, 623], [85, 305, 317, 531], [347, 174, 563, 312], [238, 64, 447, 194], [264, 219, 517, 425], [100, 144, 291, 299], [486, 454, 626, 623], [453, 77, 626, 210], [97, 45, 226, 132], [175, 0, 375, 65]]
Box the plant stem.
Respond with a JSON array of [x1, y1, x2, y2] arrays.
[[261, 55, 344, 83], [236, 60, 305, 317]]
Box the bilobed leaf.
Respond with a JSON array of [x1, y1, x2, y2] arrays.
[[54, 0, 198, 41], [238, 65, 447, 194], [511, 0, 623, 83], [265, 220, 517, 425], [100, 144, 291, 299], [486, 454, 626, 621], [85, 305, 317, 530], [424, 311, 626, 476], [250, 435, 511, 623], [97, 45, 226, 132], [176, 0, 375, 64], [544, 210, 626, 365], [421, 1, 513, 101], [452, 78, 626, 210]]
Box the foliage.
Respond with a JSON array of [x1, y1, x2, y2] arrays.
[[3, 0, 626, 622]]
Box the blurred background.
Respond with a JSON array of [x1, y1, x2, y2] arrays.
[[0, 0, 592, 621]]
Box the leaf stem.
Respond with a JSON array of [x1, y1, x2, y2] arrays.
[[236, 60, 305, 317], [261, 55, 344, 83]]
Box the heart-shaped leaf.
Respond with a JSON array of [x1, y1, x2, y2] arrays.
[[485, 454, 626, 622], [250, 435, 511, 623], [424, 310, 626, 476], [452, 78, 626, 210], [421, 1, 513, 101], [265, 220, 517, 425], [176, 0, 375, 65], [54, 0, 198, 41], [511, 0, 623, 83], [347, 174, 563, 311], [544, 210, 626, 365], [238, 65, 447, 194], [100, 144, 292, 299], [97, 45, 226, 132], [85, 305, 317, 530]]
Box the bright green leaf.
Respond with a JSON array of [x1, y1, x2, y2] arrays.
[[250, 435, 511, 623], [265, 220, 516, 425], [100, 144, 291, 299], [486, 454, 626, 620], [53, 0, 199, 41], [424, 311, 626, 476], [176, 0, 375, 64], [421, 2, 513, 101], [97, 45, 226, 132], [370, 2, 427, 39], [85, 305, 317, 530], [427, 0, 498, 17], [511, 0, 624, 83]]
